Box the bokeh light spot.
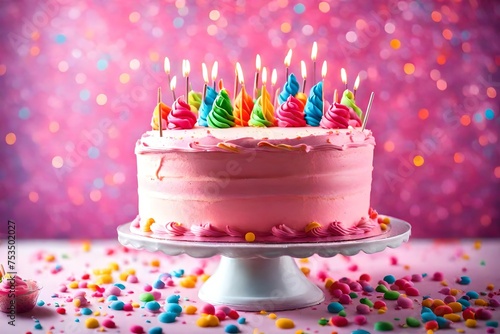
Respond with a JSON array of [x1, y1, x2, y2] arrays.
[[173, 17, 184, 28], [437, 79, 447, 91], [430, 69, 441, 81], [494, 166, 500, 178], [119, 73, 130, 84], [462, 42, 471, 53], [437, 55, 446, 65], [390, 39, 401, 49], [209, 10, 220, 21], [129, 11, 140, 23], [97, 59, 108, 71], [318, 2, 330, 13], [96, 94, 107, 105], [55, 34, 66, 44], [80, 89, 91, 101], [442, 29, 453, 40], [88, 147, 100, 159], [385, 23, 396, 34], [281, 22, 291, 33], [478, 135, 488, 146], [29, 191, 39, 203], [19, 107, 30, 119], [207, 24, 217, 36], [486, 87, 497, 98], [413, 155, 424, 167], [75, 73, 86, 84], [418, 108, 429, 120], [49, 121, 59, 133], [404, 63, 415, 75], [293, 3, 305, 14], [460, 115, 471, 126], [485, 108, 494, 120], [453, 152, 465, 164], [5, 132, 16, 145], [384, 141, 395, 152], [90, 189, 102, 202], [52, 156, 64, 168], [480, 215, 491, 227], [58, 61, 69, 72], [346, 31, 357, 43], [431, 11, 442, 22], [0, 64, 6, 76], [30, 46, 40, 56], [129, 59, 141, 70]]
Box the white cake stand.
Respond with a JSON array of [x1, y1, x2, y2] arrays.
[[117, 216, 411, 311]]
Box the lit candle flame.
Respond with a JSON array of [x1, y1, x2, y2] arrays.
[[170, 75, 177, 91], [211, 61, 218, 82], [236, 62, 244, 85], [202, 63, 208, 84], [262, 67, 268, 85], [271, 68, 277, 86], [341, 68, 347, 85], [311, 41, 318, 61], [353, 74, 360, 91], [182, 59, 190, 77], [164, 57, 170, 74], [284, 49, 292, 67], [256, 54, 261, 71], [301, 60, 307, 79], [321, 60, 327, 79]]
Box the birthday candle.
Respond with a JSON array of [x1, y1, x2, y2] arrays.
[[284, 49, 292, 79], [301, 60, 307, 93], [254, 54, 261, 100], [311, 41, 318, 84], [211, 61, 218, 90]]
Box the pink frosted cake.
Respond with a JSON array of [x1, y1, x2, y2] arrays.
[[131, 60, 382, 242]]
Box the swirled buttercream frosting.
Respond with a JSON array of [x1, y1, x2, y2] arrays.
[[249, 87, 275, 127], [207, 89, 235, 128], [151, 102, 171, 130], [167, 97, 197, 130], [198, 86, 217, 127], [304, 81, 323, 126], [233, 86, 254, 126], [188, 91, 202, 112], [276, 95, 306, 127], [341, 89, 363, 118], [320, 102, 351, 129], [278, 73, 300, 105]]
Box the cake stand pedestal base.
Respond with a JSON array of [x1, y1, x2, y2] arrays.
[[117, 216, 411, 311], [199, 256, 324, 311]]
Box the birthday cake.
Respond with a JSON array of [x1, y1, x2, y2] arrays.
[[131, 54, 382, 242]]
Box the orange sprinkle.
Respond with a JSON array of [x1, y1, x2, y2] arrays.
[[300, 267, 310, 276]]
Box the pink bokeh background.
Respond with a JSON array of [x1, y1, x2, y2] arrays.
[[1, 0, 498, 239]]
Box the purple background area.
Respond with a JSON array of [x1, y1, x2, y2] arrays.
[[0, 0, 499, 239]]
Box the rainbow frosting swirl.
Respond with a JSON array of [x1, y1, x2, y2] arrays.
[[320, 102, 351, 129], [198, 86, 217, 127], [304, 81, 323, 126], [207, 89, 235, 128], [249, 87, 275, 127], [150, 102, 171, 130], [341, 89, 363, 118], [188, 91, 202, 113], [276, 95, 306, 127], [233, 86, 254, 126], [168, 97, 197, 130], [278, 73, 300, 105]]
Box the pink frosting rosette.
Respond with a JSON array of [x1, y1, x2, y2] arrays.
[[275, 95, 306, 127], [320, 102, 351, 129], [167, 97, 197, 130]]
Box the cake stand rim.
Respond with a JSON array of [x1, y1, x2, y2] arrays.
[[117, 215, 411, 258]]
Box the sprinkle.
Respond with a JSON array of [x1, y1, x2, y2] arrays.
[[158, 312, 177, 323], [466, 290, 479, 299], [396, 296, 413, 309], [109, 301, 125, 310], [130, 325, 145, 333], [327, 302, 344, 313], [374, 321, 394, 331], [424, 320, 439, 330], [85, 318, 99, 329], [102, 319, 116, 328], [465, 319, 477, 328], [56, 307, 66, 314], [373, 300, 386, 309], [166, 303, 183, 315], [201, 303, 215, 315], [432, 272, 444, 281], [352, 330, 371, 334], [383, 290, 400, 300], [360, 297, 374, 308], [457, 276, 471, 285], [237, 317, 246, 324], [275, 318, 295, 329], [443, 313, 461, 322], [145, 301, 161, 312], [406, 317, 421, 327], [476, 308, 493, 320], [434, 305, 453, 316], [331, 315, 349, 327], [139, 292, 154, 302], [447, 302, 463, 312], [167, 294, 181, 303], [383, 274, 396, 284], [81, 308, 93, 315], [153, 279, 165, 289], [225, 324, 240, 333], [148, 327, 163, 334], [318, 317, 329, 326], [354, 315, 367, 325], [196, 314, 219, 327], [486, 320, 499, 328], [36, 300, 45, 307], [339, 293, 352, 304], [185, 305, 197, 314], [356, 304, 370, 314], [244, 232, 256, 242]]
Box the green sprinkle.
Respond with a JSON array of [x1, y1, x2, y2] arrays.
[[376, 284, 389, 293], [383, 290, 400, 300], [318, 318, 329, 326], [360, 297, 374, 308], [406, 317, 421, 328], [349, 292, 358, 299], [139, 293, 155, 302], [338, 309, 347, 317], [374, 321, 394, 331]]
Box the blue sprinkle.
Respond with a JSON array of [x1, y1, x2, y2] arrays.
[[165, 303, 182, 315], [153, 279, 165, 289], [225, 324, 240, 333], [421, 312, 437, 322], [97, 59, 108, 71], [421, 307, 433, 314], [75, 319, 80, 322], [172, 269, 184, 277], [107, 295, 118, 301], [327, 302, 344, 314], [485, 108, 494, 120], [383, 274, 396, 284], [166, 294, 180, 303], [37, 300, 45, 306], [159, 273, 172, 280], [87, 146, 100, 159], [457, 298, 471, 307], [148, 327, 163, 334], [352, 330, 371, 334], [457, 276, 471, 285], [109, 301, 125, 310], [145, 301, 161, 312], [79, 89, 91, 101], [55, 34, 66, 44], [422, 273, 428, 277], [114, 283, 126, 290], [486, 320, 499, 328], [158, 312, 177, 323], [55, 264, 62, 270], [466, 290, 479, 299], [237, 317, 246, 324], [19, 107, 30, 119], [363, 285, 374, 292], [81, 308, 93, 315], [293, 3, 305, 14], [436, 316, 451, 329], [34, 323, 43, 330]]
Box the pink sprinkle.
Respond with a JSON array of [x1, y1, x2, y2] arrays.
[[394, 279, 407, 289], [339, 294, 352, 305], [331, 282, 350, 294], [78, 281, 88, 289], [91, 292, 103, 298], [348, 264, 358, 271], [56, 307, 66, 315], [354, 315, 367, 325], [127, 275, 138, 283], [476, 308, 492, 320], [331, 316, 349, 327], [192, 267, 204, 276], [489, 298, 500, 307], [152, 291, 162, 300], [438, 287, 451, 295], [390, 284, 399, 291], [166, 279, 175, 287], [356, 304, 370, 314], [217, 306, 231, 314], [359, 273, 371, 282], [201, 303, 215, 315], [433, 272, 444, 281], [215, 310, 226, 321], [59, 285, 68, 292], [102, 319, 116, 328], [65, 297, 73, 302], [228, 309, 239, 320], [81, 273, 90, 280], [331, 289, 342, 298], [130, 325, 144, 333], [443, 295, 456, 304], [390, 256, 398, 265], [123, 303, 134, 312], [105, 286, 121, 297], [317, 270, 328, 281], [405, 287, 420, 296], [143, 284, 152, 292], [349, 281, 363, 292], [411, 274, 423, 282], [396, 296, 413, 309]]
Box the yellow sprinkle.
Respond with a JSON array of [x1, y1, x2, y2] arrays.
[[474, 299, 488, 306], [85, 318, 99, 329], [187, 275, 198, 283], [474, 240, 481, 250], [119, 272, 129, 281], [73, 299, 81, 307], [422, 299, 433, 308], [305, 221, 321, 233], [259, 310, 267, 315], [196, 314, 219, 327], [98, 327, 105, 332], [268, 313, 277, 319], [97, 297, 105, 303], [245, 232, 256, 242], [94, 311, 100, 316], [461, 254, 470, 260], [151, 259, 160, 267], [180, 277, 196, 288], [295, 331, 305, 334], [447, 302, 463, 313], [108, 262, 119, 271], [45, 254, 55, 262], [325, 278, 335, 289], [383, 217, 391, 224], [87, 283, 97, 291], [487, 283, 494, 290], [185, 305, 197, 314], [456, 329, 465, 333], [403, 264, 411, 270], [127, 268, 136, 275], [275, 318, 295, 329], [68, 281, 79, 289], [82, 241, 91, 252], [201, 274, 210, 282], [380, 223, 388, 231], [450, 289, 459, 296], [426, 330, 434, 334], [98, 274, 113, 284], [300, 267, 310, 276], [432, 299, 445, 308], [465, 319, 477, 328], [299, 258, 309, 263], [443, 313, 461, 322], [142, 217, 155, 232], [253, 329, 262, 334], [440, 280, 448, 286], [132, 302, 140, 308], [378, 308, 386, 314], [93, 269, 102, 275]]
